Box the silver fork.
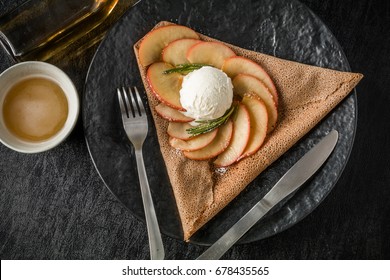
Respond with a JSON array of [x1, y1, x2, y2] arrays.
[[117, 86, 165, 260]]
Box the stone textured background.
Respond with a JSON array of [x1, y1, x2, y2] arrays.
[[0, 0, 389, 259]]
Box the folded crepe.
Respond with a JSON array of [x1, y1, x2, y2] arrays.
[[134, 21, 363, 241]]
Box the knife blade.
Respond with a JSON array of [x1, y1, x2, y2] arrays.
[[197, 130, 339, 260]]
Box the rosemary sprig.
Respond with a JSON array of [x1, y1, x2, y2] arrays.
[[186, 105, 237, 137], [163, 63, 210, 74]]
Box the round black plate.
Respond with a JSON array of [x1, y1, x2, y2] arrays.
[[83, 0, 357, 245]]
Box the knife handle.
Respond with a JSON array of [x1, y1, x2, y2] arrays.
[[197, 200, 272, 260]]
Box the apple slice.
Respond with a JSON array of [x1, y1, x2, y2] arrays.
[[147, 62, 184, 111], [222, 56, 278, 105], [139, 25, 199, 66], [169, 128, 218, 152], [214, 104, 251, 167], [162, 38, 201, 66], [184, 120, 233, 160], [187, 41, 236, 68], [155, 103, 194, 122], [238, 94, 268, 160], [233, 74, 277, 133], [167, 122, 194, 140]]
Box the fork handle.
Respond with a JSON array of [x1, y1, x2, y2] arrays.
[[135, 149, 165, 260]]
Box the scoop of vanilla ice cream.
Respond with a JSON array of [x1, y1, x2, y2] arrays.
[[180, 66, 233, 123]]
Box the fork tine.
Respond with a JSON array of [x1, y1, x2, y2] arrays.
[[134, 87, 146, 116], [123, 87, 135, 118], [117, 88, 128, 118], [128, 87, 141, 117]]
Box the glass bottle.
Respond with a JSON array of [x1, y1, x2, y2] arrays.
[[0, 0, 136, 62]]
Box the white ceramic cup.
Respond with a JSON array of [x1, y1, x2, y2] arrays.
[[0, 61, 79, 153]]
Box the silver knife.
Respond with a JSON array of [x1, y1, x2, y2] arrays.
[[197, 130, 339, 260]]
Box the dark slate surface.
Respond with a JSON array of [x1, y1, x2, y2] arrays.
[[1, 0, 389, 259]]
